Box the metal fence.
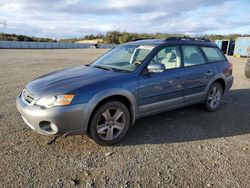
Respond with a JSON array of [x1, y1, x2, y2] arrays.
[[0, 41, 117, 49]]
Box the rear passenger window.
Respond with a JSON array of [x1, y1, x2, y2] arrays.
[[201, 47, 226, 62], [182, 46, 205, 67]]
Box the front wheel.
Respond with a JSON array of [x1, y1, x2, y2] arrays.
[[204, 83, 223, 112], [89, 101, 130, 146]]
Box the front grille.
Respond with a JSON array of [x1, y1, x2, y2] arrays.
[[22, 88, 35, 104]]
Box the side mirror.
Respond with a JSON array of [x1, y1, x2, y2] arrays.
[[147, 63, 165, 73]]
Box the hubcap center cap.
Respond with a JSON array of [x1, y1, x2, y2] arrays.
[[108, 121, 113, 127]]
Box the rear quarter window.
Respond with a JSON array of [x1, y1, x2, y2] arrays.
[[201, 47, 226, 62]]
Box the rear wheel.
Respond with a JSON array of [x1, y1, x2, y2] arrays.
[[204, 83, 223, 111], [89, 101, 130, 145]]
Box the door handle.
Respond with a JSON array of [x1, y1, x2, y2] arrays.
[[205, 70, 213, 76], [169, 76, 181, 84]]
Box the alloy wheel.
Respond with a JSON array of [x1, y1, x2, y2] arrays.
[[208, 85, 222, 109], [96, 107, 125, 141]]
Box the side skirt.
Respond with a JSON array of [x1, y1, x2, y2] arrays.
[[136, 92, 205, 119]]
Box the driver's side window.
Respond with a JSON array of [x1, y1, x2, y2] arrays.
[[149, 46, 181, 70]]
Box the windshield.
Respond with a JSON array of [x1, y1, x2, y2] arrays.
[[91, 45, 154, 72]]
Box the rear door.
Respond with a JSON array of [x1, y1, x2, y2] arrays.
[[181, 45, 213, 103], [138, 46, 185, 115]]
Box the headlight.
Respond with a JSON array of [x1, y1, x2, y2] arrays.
[[35, 94, 75, 108]]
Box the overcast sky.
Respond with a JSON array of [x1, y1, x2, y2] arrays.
[[0, 0, 250, 38]]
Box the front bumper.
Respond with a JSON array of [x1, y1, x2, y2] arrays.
[[16, 93, 88, 136]]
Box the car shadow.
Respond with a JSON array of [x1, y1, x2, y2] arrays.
[[118, 89, 250, 146]]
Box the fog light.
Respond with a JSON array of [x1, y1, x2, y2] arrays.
[[39, 121, 58, 134], [50, 123, 58, 132]]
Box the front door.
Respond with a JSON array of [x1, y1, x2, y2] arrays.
[[138, 46, 185, 115]]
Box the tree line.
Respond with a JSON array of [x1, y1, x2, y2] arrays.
[[1, 31, 249, 44], [103, 32, 250, 44], [0, 33, 56, 42]]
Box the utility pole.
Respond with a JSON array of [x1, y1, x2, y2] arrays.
[[0, 20, 7, 40]]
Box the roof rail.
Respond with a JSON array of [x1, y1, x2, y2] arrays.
[[165, 36, 210, 42], [131, 37, 155, 41]]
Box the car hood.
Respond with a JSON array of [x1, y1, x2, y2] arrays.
[[26, 65, 125, 98]]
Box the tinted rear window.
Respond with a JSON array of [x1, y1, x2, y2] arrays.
[[201, 47, 226, 62], [182, 46, 206, 67]]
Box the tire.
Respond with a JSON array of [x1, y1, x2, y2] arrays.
[[89, 101, 130, 146], [204, 82, 223, 112]]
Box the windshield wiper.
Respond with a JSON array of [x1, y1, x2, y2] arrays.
[[92, 65, 114, 71], [111, 68, 131, 73], [92, 65, 131, 73]]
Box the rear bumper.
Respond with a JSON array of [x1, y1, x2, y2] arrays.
[[225, 75, 234, 93], [16, 93, 88, 136]]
